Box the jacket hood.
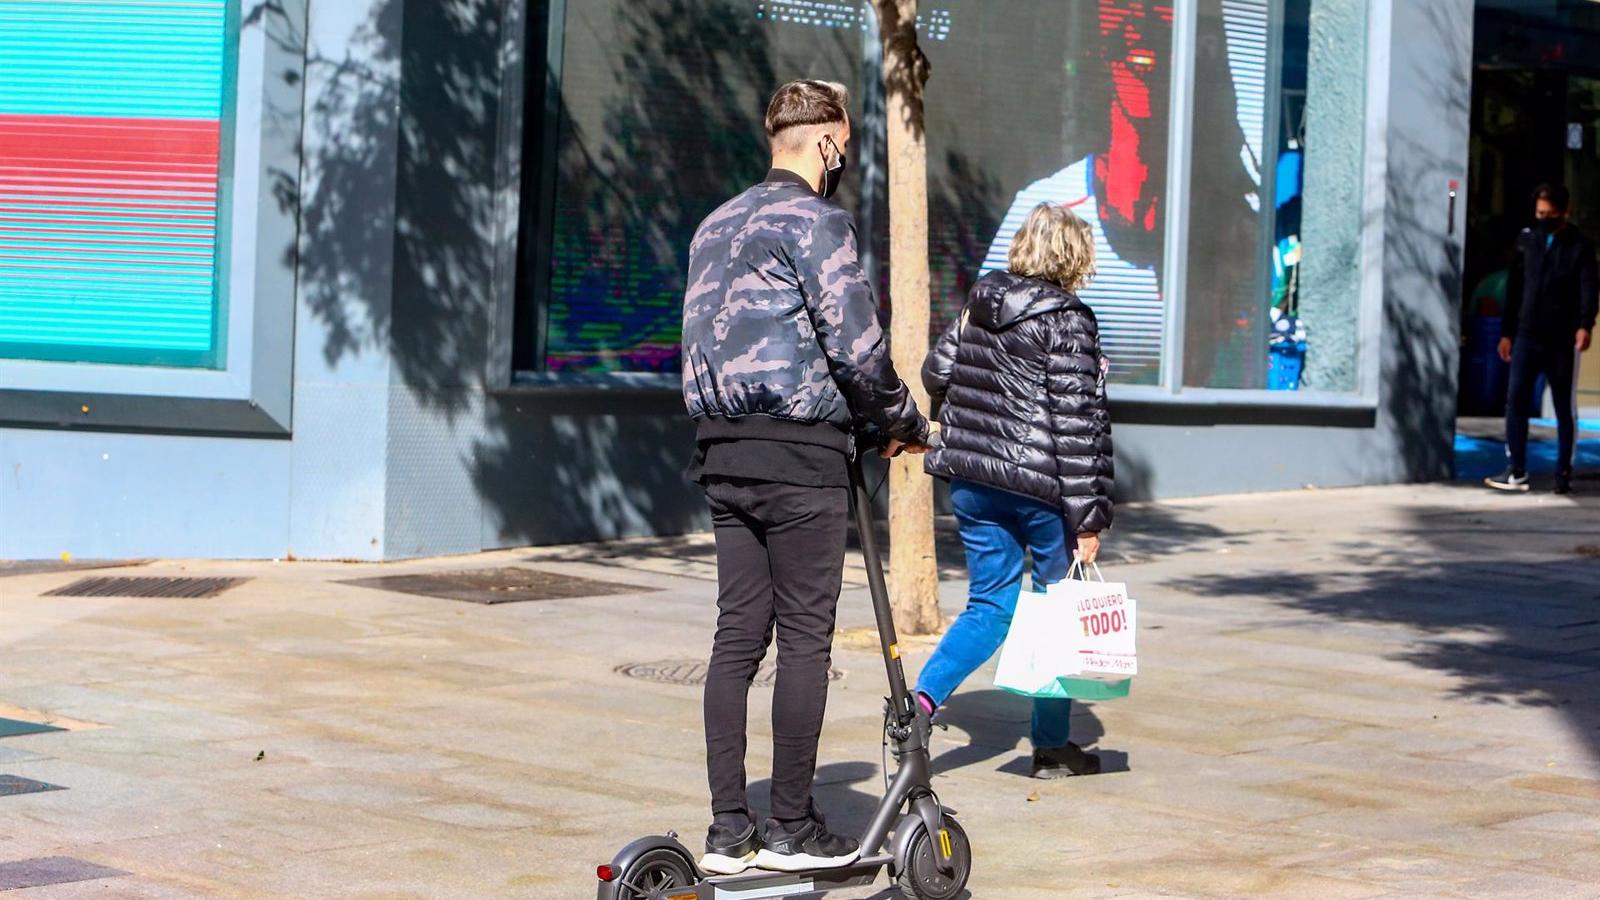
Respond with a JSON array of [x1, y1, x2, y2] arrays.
[[967, 270, 1088, 330]]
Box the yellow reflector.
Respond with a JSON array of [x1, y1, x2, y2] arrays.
[[889, 643, 899, 659], [938, 828, 952, 859], [666, 893, 697, 900]]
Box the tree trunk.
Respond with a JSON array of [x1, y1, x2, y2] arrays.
[[875, 0, 941, 635]]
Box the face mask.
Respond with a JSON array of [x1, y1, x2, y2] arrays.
[[819, 136, 846, 199], [1536, 216, 1563, 234]]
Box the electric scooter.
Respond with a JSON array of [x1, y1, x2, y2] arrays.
[[596, 432, 972, 900]]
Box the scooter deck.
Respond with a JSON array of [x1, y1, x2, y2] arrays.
[[695, 854, 894, 898]]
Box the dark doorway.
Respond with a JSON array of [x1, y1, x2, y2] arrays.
[[1463, 0, 1600, 418]]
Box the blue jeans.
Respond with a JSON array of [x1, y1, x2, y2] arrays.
[[915, 479, 1074, 749]]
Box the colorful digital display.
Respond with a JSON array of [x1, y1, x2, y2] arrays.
[[0, 1, 228, 368], [969, 1, 1176, 385]]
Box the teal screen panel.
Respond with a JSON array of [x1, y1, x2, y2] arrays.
[[0, 0, 230, 368]]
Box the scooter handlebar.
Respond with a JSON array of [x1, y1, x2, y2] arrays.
[[851, 425, 941, 459]]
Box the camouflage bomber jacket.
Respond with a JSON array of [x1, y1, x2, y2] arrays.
[[680, 169, 927, 444]]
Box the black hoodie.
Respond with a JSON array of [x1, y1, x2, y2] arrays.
[[921, 271, 1114, 534]]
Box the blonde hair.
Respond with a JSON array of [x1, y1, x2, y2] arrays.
[[766, 80, 850, 153], [1007, 203, 1096, 291]]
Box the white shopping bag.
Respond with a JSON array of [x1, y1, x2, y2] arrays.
[[992, 581, 1084, 697], [1052, 564, 1137, 676], [993, 564, 1136, 699]]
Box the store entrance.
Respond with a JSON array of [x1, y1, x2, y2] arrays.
[[1459, 1, 1600, 480], [1464, 66, 1600, 418]]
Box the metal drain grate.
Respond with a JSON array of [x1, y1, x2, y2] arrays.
[[616, 659, 843, 687], [343, 567, 654, 605], [0, 775, 65, 797], [0, 857, 128, 891], [44, 576, 245, 599]]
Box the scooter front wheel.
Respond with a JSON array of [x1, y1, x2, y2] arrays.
[[615, 847, 697, 900], [898, 815, 971, 899]]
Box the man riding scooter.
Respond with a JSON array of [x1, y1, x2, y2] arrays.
[[680, 79, 930, 874]]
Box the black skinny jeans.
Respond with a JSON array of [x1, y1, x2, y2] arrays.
[[1505, 337, 1579, 474], [702, 477, 847, 822]]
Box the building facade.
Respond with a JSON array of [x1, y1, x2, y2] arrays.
[[0, 0, 1472, 560]]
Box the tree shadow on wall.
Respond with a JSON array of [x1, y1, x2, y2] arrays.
[[269, 0, 505, 419], [1372, 0, 1472, 482], [473, 388, 705, 545], [473, 4, 853, 543]]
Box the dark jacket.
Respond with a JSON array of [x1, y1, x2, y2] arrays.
[[680, 170, 927, 449], [922, 271, 1114, 534], [1504, 224, 1599, 343]]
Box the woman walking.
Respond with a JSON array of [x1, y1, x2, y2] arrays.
[[916, 202, 1114, 778]]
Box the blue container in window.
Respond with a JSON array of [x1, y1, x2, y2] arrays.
[[1268, 343, 1306, 391]]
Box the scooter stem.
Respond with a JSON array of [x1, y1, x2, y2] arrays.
[[847, 450, 916, 728]]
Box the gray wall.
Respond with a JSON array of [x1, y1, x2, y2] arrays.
[[1370, 0, 1473, 484]]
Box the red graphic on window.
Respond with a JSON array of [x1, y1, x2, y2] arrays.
[[1095, 0, 1172, 235]]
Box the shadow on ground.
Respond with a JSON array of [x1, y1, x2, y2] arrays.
[[1166, 484, 1600, 763], [748, 762, 974, 900], [930, 690, 1129, 778]]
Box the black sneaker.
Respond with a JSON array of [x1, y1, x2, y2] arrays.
[[754, 807, 859, 871], [1485, 468, 1530, 492], [1031, 742, 1102, 779], [699, 818, 760, 875], [1556, 472, 1574, 495]]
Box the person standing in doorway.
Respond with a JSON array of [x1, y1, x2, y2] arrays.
[[680, 80, 930, 874], [1488, 183, 1598, 495]]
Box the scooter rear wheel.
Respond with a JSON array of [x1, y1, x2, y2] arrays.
[[897, 815, 971, 899], [616, 847, 696, 900]]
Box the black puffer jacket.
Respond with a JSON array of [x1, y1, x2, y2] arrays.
[[922, 271, 1114, 533]]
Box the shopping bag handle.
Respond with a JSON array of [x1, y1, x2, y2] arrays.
[[1066, 559, 1105, 582]]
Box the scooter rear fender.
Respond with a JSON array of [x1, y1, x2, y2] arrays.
[[596, 834, 697, 900]]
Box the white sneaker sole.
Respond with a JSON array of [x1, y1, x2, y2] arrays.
[[699, 851, 756, 875], [1485, 479, 1531, 492], [752, 848, 859, 872]]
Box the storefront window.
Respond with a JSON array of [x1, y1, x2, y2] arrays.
[[524, 0, 1364, 396], [0, 0, 230, 369], [930, 0, 1173, 387], [537, 1, 1174, 382], [1181, 0, 1312, 390]]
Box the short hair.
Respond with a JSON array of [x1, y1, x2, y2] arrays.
[[765, 80, 849, 152], [1008, 203, 1097, 291], [1533, 182, 1571, 212]]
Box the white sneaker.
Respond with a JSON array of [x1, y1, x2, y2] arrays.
[[1485, 469, 1530, 492]]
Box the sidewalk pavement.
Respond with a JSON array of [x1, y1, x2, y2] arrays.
[[3, 481, 1600, 898]]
